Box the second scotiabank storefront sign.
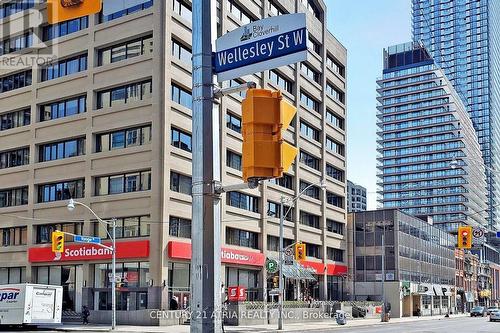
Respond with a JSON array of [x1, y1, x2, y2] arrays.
[[28, 240, 150, 262], [168, 241, 265, 266]]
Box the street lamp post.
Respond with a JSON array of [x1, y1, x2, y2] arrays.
[[67, 198, 117, 330], [277, 179, 326, 330]]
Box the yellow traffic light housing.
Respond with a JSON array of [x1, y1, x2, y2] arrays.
[[47, 0, 102, 24], [241, 89, 298, 183], [457, 226, 472, 249], [51, 231, 65, 253], [295, 243, 306, 261]]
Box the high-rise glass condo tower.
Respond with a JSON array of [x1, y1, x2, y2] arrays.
[[412, 0, 500, 230], [377, 42, 488, 232]]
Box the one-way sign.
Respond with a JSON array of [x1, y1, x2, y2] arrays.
[[74, 235, 101, 244]]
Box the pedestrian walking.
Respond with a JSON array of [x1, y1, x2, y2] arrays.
[[82, 305, 90, 325]]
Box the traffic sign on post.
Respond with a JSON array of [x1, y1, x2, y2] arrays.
[[74, 235, 102, 244], [266, 259, 278, 273], [214, 14, 307, 81]]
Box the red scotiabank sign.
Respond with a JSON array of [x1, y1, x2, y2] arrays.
[[168, 241, 265, 267], [228, 286, 247, 302], [28, 240, 149, 263], [302, 260, 348, 276]]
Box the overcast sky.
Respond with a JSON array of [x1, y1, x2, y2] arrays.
[[327, 0, 412, 209]]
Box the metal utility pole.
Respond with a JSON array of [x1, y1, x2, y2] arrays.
[[381, 233, 386, 322], [111, 218, 116, 330], [191, 0, 221, 332], [278, 195, 285, 330]]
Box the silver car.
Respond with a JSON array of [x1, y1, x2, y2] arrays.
[[490, 308, 500, 322]]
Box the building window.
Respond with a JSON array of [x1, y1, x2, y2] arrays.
[[267, 235, 293, 252], [39, 138, 85, 162], [1, 226, 27, 246], [0, 108, 30, 131], [299, 150, 320, 170], [0, 147, 29, 169], [94, 216, 151, 239], [96, 217, 150, 239], [171, 127, 192, 152], [300, 181, 320, 200], [96, 125, 151, 152], [327, 56, 345, 77], [173, 0, 192, 22], [268, 0, 286, 16], [327, 247, 344, 262], [326, 164, 344, 182], [42, 17, 88, 41], [267, 201, 293, 221], [40, 95, 86, 121], [170, 171, 192, 195], [300, 211, 320, 229], [94, 262, 150, 310], [0, 1, 35, 19], [38, 179, 84, 203], [95, 170, 151, 196], [97, 80, 152, 109], [0, 31, 33, 56], [300, 91, 320, 112], [227, 150, 242, 171], [300, 121, 320, 142], [228, 79, 247, 98], [169, 217, 191, 238], [301, 0, 320, 19], [327, 219, 344, 235], [0, 187, 28, 208], [268, 174, 293, 190], [0, 267, 26, 284], [0, 70, 32, 93], [171, 83, 192, 109], [226, 267, 260, 301], [228, 0, 253, 24], [99, 35, 153, 66], [99, 0, 153, 23], [326, 137, 345, 156], [326, 110, 345, 130], [36, 223, 83, 243], [226, 227, 258, 249], [307, 35, 321, 54], [269, 70, 292, 93], [301, 63, 320, 83], [227, 191, 259, 213], [327, 192, 344, 208], [226, 112, 241, 133], [326, 83, 345, 104], [171, 38, 191, 64], [305, 242, 321, 258], [41, 54, 87, 82]]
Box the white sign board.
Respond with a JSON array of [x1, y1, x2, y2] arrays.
[[214, 14, 308, 81]]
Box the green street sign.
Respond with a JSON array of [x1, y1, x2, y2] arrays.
[[266, 259, 278, 273]]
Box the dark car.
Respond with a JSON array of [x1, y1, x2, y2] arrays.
[[471, 306, 486, 317]]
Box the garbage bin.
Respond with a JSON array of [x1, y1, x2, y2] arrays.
[[335, 310, 347, 325]]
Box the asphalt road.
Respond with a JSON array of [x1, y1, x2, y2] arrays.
[[312, 316, 500, 333]]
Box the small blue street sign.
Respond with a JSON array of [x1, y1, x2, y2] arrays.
[[497, 231, 500, 238], [74, 235, 101, 244]]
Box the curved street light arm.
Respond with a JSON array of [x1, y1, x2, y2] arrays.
[[282, 180, 326, 218]]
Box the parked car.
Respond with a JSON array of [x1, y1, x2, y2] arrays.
[[471, 306, 486, 317], [487, 307, 499, 315], [489, 309, 500, 322]]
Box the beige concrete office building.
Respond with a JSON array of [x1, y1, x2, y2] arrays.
[[0, 0, 347, 324]]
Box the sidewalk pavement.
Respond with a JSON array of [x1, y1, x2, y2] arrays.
[[44, 313, 469, 333]]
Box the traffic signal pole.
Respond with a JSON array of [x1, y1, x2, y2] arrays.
[[278, 195, 285, 330], [191, 0, 221, 332]]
